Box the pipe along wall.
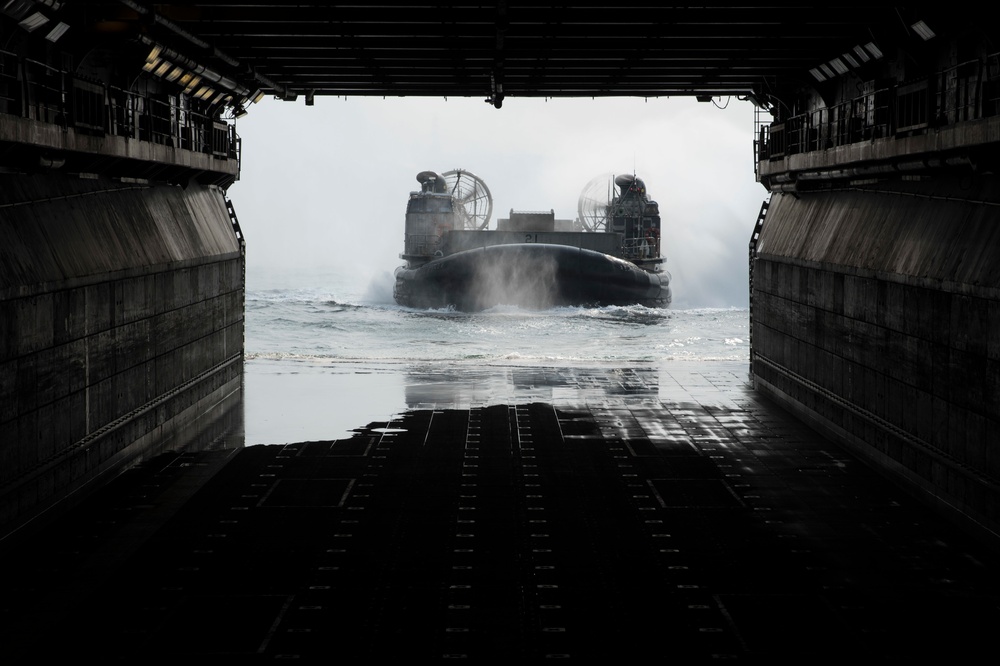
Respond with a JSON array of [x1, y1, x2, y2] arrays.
[[0, 172, 245, 540]]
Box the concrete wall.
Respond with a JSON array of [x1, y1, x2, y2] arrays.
[[751, 177, 1000, 541], [0, 172, 244, 539]]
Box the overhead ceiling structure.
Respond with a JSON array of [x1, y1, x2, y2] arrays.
[[7, 3, 963, 111]]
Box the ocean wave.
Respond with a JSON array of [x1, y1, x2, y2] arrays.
[[245, 283, 750, 367], [244, 349, 749, 366]]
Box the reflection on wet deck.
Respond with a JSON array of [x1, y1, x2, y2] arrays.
[[404, 364, 747, 408], [2, 362, 999, 661]]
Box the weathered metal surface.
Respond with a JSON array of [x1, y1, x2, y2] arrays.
[[757, 185, 1000, 290], [752, 183, 1000, 541], [0, 173, 245, 538], [0, 115, 240, 182], [0, 174, 241, 292]]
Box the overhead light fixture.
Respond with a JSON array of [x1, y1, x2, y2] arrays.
[[153, 60, 172, 78], [45, 21, 69, 42], [809, 67, 827, 82], [19, 12, 48, 31], [819, 63, 836, 79], [852, 44, 871, 63], [911, 20, 935, 41], [829, 57, 849, 75], [864, 42, 883, 60], [136, 39, 254, 103], [696, 94, 713, 102], [142, 45, 162, 71], [305, 90, 315, 106], [841, 53, 860, 69], [250, 89, 265, 104]]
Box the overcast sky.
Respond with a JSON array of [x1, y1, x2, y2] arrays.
[[230, 94, 768, 308]]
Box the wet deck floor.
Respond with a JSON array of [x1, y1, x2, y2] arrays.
[[2, 362, 999, 662]]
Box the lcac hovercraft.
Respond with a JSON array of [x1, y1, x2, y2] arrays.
[[392, 169, 671, 311]]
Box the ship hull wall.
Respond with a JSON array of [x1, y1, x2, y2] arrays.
[[751, 180, 1000, 540], [0, 173, 245, 539]]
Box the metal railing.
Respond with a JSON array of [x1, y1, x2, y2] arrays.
[[1, 49, 240, 164], [622, 236, 659, 260], [760, 53, 1000, 167]]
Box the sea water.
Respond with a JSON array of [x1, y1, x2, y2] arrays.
[[243, 265, 750, 444]]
